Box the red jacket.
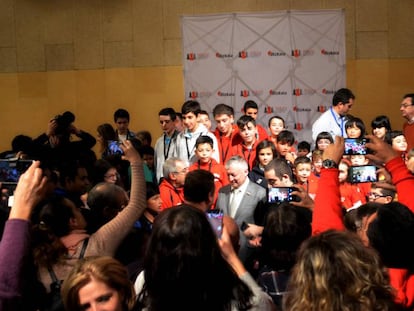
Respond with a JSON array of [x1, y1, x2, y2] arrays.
[[159, 179, 184, 210], [214, 125, 241, 164]]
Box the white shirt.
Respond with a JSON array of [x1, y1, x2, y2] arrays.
[[312, 107, 347, 143], [229, 177, 249, 218]]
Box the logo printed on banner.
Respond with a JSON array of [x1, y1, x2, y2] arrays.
[[269, 90, 288, 95], [321, 49, 340, 55], [322, 89, 335, 95], [267, 50, 287, 56], [293, 89, 302, 96], [217, 91, 235, 97], [317, 106, 328, 112], [293, 106, 312, 112], [186, 52, 209, 60], [240, 90, 249, 97], [273, 106, 288, 113], [189, 91, 212, 99], [216, 52, 233, 58], [264, 106, 274, 114], [291, 49, 314, 58], [293, 88, 316, 96], [294, 123, 304, 130], [238, 50, 262, 58], [240, 89, 263, 97]]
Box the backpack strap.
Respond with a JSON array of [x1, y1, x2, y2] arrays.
[[79, 238, 89, 259]]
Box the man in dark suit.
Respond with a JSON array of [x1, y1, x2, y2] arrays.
[[216, 155, 266, 268]]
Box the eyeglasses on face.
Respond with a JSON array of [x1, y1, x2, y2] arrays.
[[367, 192, 385, 199]]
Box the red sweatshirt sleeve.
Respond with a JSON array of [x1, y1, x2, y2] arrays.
[[385, 156, 414, 213], [312, 168, 345, 235]]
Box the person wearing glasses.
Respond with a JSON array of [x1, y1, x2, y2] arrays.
[[401, 93, 414, 151], [367, 183, 396, 204], [159, 157, 188, 210]]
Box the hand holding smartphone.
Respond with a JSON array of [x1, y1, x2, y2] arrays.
[[108, 140, 124, 155], [268, 187, 300, 203], [207, 209, 224, 238], [348, 165, 377, 183]]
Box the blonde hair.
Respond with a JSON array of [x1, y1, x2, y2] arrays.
[[62, 256, 136, 311]]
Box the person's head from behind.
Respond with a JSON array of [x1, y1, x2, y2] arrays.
[[195, 135, 214, 164], [243, 100, 259, 120], [158, 107, 177, 134], [297, 140, 311, 157], [332, 88, 355, 116], [198, 110, 212, 131], [225, 155, 249, 189], [345, 116, 366, 139], [113, 109, 130, 135], [371, 115, 392, 140], [261, 203, 311, 271], [162, 157, 189, 188], [386, 130, 407, 153], [255, 139, 277, 168], [11, 134, 34, 158], [136, 130, 152, 147], [284, 230, 396, 311], [184, 170, 215, 210], [87, 182, 128, 232], [264, 158, 294, 187], [62, 256, 136, 311], [236, 115, 257, 146], [276, 130, 295, 157], [268, 115, 285, 138], [213, 103, 234, 135], [97, 123, 117, 148], [293, 156, 312, 184], [315, 131, 333, 151], [181, 100, 201, 132], [175, 112, 184, 132], [142, 205, 250, 309]]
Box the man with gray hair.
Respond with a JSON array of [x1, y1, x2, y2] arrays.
[[159, 157, 189, 210], [216, 155, 266, 268]]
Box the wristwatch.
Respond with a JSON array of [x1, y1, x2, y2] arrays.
[[322, 159, 338, 169]]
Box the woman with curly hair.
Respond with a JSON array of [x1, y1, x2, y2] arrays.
[[283, 230, 401, 311]]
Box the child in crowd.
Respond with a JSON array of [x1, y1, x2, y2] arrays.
[[267, 115, 286, 146], [174, 100, 219, 164], [243, 100, 268, 141], [338, 158, 366, 210], [307, 149, 323, 199], [297, 140, 311, 158], [198, 110, 212, 132], [345, 116, 366, 139], [314, 131, 333, 151], [231, 115, 259, 170], [371, 115, 392, 141], [275, 130, 296, 166], [248, 140, 278, 188], [189, 136, 228, 207], [293, 156, 312, 191], [387, 130, 408, 159]]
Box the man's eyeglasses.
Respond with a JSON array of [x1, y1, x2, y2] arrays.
[[400, 103, 413, 108], [367, 192, 385, 200]]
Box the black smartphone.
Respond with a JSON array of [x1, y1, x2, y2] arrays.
[[268, 187, 299, 203], [344, 138, 367, 155], [206, 209, 224, 238], [0, 159, 32, 185], [348, 165, 377, 183], [108, 140, 124, 155]]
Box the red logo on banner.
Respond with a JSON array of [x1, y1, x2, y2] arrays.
[[189, 92, 198, 99], [293, 89, 302, 96], [322, 88, 335, 95], [294, 123, 303, 130], [187, 53, 196, 60], [240, 90, 249, 97], [264, 106, 273, 114], [291, 49, 301, 58], [239, 51, 248, 59], [317, 105, 328, 112], [321, 49, 340, 55]]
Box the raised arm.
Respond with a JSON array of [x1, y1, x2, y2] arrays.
[[312, 136, 345, 235], [0, 161, 47, 303]]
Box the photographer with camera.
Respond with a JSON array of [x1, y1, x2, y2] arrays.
[[33, 111, 96, 169]]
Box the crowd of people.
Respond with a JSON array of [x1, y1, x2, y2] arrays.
[[1, 91, 414, 310]]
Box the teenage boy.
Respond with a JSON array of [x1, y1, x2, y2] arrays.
[[243, 100, 269, 141], [231, 115, 259, 171], [113, 108, 136, 142], [174, 100, 219, 164], [275, 130, 297, 166], [154, 107, 179, 183], [212, 103, 241, 164], [189, 135, 229, 207]]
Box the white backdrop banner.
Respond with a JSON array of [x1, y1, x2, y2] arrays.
[[181, 9, 346, 144]]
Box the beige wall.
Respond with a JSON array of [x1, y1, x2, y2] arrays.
[[0, 0, 413, 152]]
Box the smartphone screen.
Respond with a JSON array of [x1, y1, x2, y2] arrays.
[[348, 165, 377, 183], [0, 160, 31, 184], [268, 187, 297, 203], [108, 140, 124, 155], [344, 138, 367, 155], [206, 209, 224, 238]]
